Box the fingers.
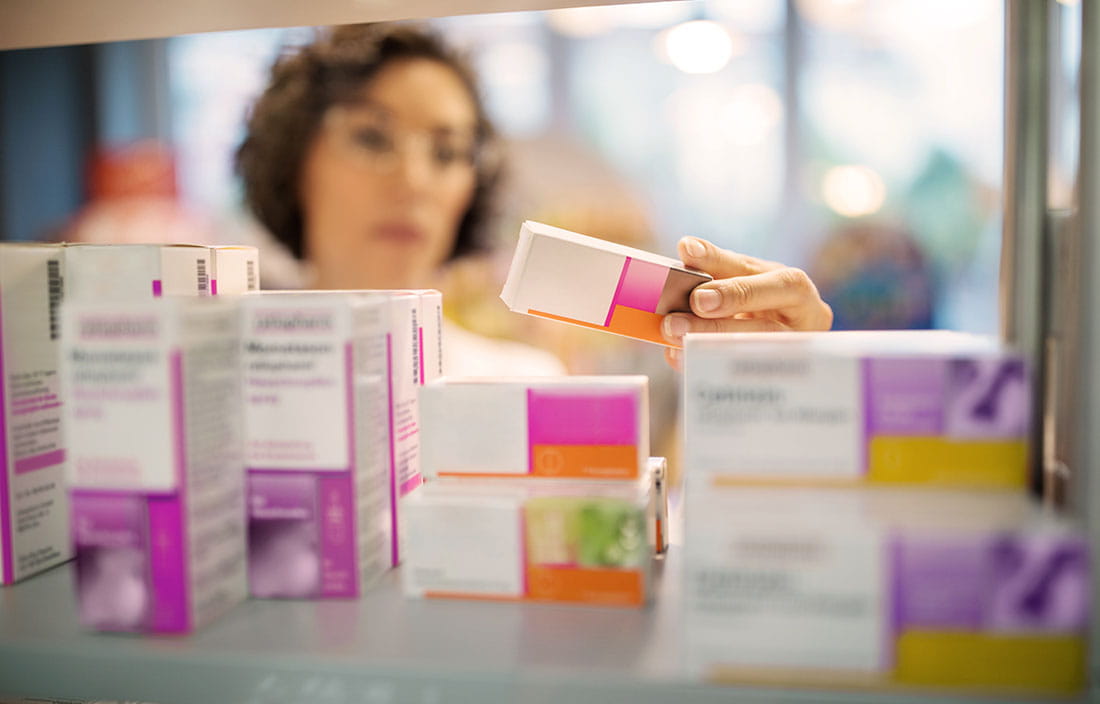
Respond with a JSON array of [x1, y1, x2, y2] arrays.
[[677, 236, 779, 279], [663, 346, 683, 372], [691, 267, 831, 329], [661, 312, 788, 346]]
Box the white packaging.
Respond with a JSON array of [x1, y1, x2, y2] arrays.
[[62, 298, 245, 632], [241, 293, 391, 597], [682, 485, 1088, 696], [403, 474, 656, 607], [65, 243, 212, 300], [683, 331, 1030, 487], [420, 376, 649, 481], [209, 245, 260, 295], [0, 244, 68, 585], [501, 220, 711, 347]]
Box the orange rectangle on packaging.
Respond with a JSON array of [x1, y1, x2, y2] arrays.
[[525, 565, 645, 606], [530, 444, 638, 479]]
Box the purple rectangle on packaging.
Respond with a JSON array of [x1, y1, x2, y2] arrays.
[[147, 494, 190, 632], [210, 278, 218, 296], [72, 490, 152, 630], [865, 358, 945, 436], [614, 258, 668, 314], [418, 326, 425, 385], [14, 448, 65, 475], [985, 533, 1089, 633], [318, 473, 358, 598], [247, 471, 320, 599], [893, 534, 987, 630], [527, 389, 638, 446], [249, 471, 316, 520], [944, 358, 1030, 439], [152, 280, 162, 297], [0, 290, 12, 584]]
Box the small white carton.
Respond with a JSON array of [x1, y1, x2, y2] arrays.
[[683, 331, 1030, 488], [0, 244, 69, 585], [209, 245, 260, 295], [420, 376, 650, 481], [501, 220, 711, 347], [241, 293, 391, 598], [403, 471, 659, 607], [682, 485, 1087, 696], [65, 243, 212, 300], [62, 298, 245, 632]]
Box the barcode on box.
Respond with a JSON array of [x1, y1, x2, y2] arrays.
[[47, 259, 62, 340], [410, 307, 419, 381], [246, 259, 257, 291], [197, 258, 209, 293]]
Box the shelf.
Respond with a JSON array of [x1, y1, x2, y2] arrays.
[[0, 0, 645, 51], [0, 549, 1078, 704]]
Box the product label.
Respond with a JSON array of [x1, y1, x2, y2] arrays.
[[686, 350, 861, 476], [243, 308, 348, 471], [405, 498, 524, 598], [684, 522, 887, 673]]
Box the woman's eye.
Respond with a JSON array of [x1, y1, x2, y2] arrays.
[[433, 142, 474, 167], [352, 127, 393, 153]]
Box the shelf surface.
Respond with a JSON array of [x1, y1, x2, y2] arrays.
[[0, 549, 1086, 704]]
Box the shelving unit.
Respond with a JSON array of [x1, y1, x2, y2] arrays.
[[0, 0, 1097, 701], [0, 552, 1064, 704]]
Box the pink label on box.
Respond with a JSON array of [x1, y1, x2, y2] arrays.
[[319, 473, 358, 598], [14, 449, 65, 475], [527, 389, 638, 446], [614, 258, 668, 313], [0, 291, 12, 583]]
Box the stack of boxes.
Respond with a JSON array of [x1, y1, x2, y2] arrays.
[[680, 330, 1088, 696], [408, 376, 666, 607]]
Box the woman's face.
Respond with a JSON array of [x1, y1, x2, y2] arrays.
[[299, 58, 480, 290]]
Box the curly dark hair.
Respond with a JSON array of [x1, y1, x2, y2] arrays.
[[236, 22, 500, 261]]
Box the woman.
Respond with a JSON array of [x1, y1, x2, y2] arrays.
[[237, 23, 831, 375], [237, 22, 565, 374]]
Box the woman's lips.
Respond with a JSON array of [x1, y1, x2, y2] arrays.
[[373, 224, 426, 243]]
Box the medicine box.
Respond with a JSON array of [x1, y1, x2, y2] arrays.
[[62, 298, 245, 632], [683, 331, 1030, 487], [209, 245, 260, 295], [403, 473, 658, 607], [501, 221, 711, 347], [241, 293, 393, 598], [420, 376, 649, 481], [64, 243, 212, 300], [0, 244, 69, 585], [682, 485, 1087, 696]]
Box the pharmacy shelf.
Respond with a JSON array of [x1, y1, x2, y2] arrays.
[[0, 551, 1083, 704]]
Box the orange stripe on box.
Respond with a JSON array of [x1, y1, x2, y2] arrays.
[[607, 305, 669, 346], [424, 591, 525, 602], [530, 444, 638, 479], [438, 471, 532, 479], [525, 565, 645, 607], [527, 307, 678, 348]]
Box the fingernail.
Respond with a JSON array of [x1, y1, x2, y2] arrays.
[[682, 237, 705, 259], [663, 314, 690, 339], [693, 288, 720, 313]]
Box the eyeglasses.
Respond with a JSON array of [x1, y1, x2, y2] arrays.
[[323, 106, 491, 177]]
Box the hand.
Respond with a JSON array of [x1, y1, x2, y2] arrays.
[[661, 236, 833, 370]]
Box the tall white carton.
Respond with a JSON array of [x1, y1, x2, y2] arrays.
[[62, 298, 245, 632], [0, 244, 68, 584], [241, 293, 391, 597], [65, 243, 212, 300]]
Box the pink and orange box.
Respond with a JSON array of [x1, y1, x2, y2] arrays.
[[407, 376, 667, 607], [501, 221, 710, 347]]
